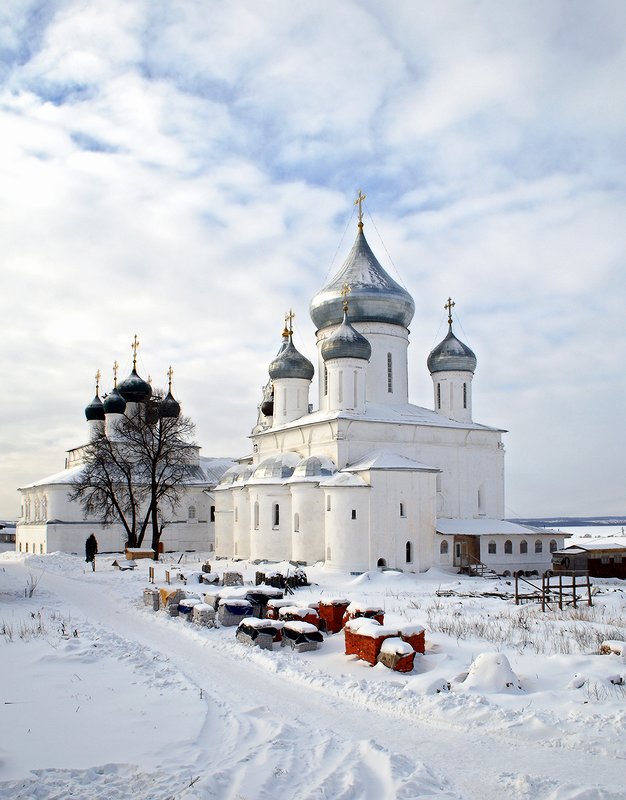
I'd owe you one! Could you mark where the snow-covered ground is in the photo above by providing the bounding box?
[1,547,625,800]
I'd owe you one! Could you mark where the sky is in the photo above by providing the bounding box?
[1,0,625,520]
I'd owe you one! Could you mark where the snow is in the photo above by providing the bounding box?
[1,551,625,799]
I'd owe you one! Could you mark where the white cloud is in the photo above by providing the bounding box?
[1,0,625,519]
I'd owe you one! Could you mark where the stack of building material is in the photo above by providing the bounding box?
[318,598,350,633]
[399,624,425,654]
[192,603,216,627]
[143,588,160,611]
[278,606,319,627]
[245,587,284,618]
[159,587,184,609]
[218,598,253,626]
[281,621,323,652]
[377,637,416,672]
[343,602,385,626]
[343,618,400,665]
[236,618,283,650]
[178,598,202,621]
[223,572,244,587]
[266,599,297,620]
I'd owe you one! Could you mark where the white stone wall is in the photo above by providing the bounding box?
[290,482,325,564]
[323,484,371,572]
[248,485,292,562]
[232,486,251,559]
[432,370,474,424]
[272,377,311,427]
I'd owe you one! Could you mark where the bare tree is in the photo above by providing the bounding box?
[70,395,196,555]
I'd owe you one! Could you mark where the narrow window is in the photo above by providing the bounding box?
[520,539,528,554]
[40,543,43,554]
[437,383,441,409]
[450,383,454,407]
[399,502,405,517]
[440,540,449,555]
[351,509,357,520]
[549,539,557,553]
[188,505,196,520]
[294,513,300,532]
[282,388,287,416]
[273,503,280,527]
[326,546,331,561]
[234,507,238,522]
[326,496,331,511]
[535,539,543,554]
[406,541,412,563]
[463,383,467,409]
[25,542,28,553]
[19,542,22,552]
[504,540,512,555]
[234,542,238,555]
[387,353,393,393]
[488,540,496,555]
[455,543,461,559]
[338,370,343,403]
[353,370,358,408]
[254,501,259,530]
[210,505,215,522]
[324,365,328,396]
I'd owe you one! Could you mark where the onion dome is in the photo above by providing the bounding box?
[269,338,314,381]
[159,391,180,418]
[321,309,371,362]
[103,387,127,415]
[118,368,152,403]
[85,394,105,421]
[427,301,477,374]
[310,225,415,331]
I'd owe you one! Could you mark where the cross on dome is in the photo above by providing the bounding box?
[112,360,119,387]
[131,334,140,368]
[95,369,101,393]
[340,282,351,313]
[445,297,455,327]
[167,365,174,392]
[354,190,366,229]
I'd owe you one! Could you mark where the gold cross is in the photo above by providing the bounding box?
[113,360,119,388]
[286,309,295,335]
[95,369,101,393]
[341,282,351,313]
[445,297,455,326]
[354,189,366,228]
[131,334,140,368]
[167,366,174,391]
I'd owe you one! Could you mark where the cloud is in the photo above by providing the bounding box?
[1,0,625,518]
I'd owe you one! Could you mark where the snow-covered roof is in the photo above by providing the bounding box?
[436,518,566,537]
[319,472,369,488]
[564,540,626,553]
[19,464,85,489]
[254,401,505,435]
[345,449,439,473]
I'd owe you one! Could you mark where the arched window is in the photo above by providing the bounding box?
[549,539,557,553]
[294,513,300,532]
[488,540,496,555]
[326,496,331,511]
[273,503,280,527]
[338,370,343,403]
[520,539,528,554]
[326,546,331,561]
[351,509,357,520]
[504,540,512,554]
[377,558,387,568]
[188,505,196,520]
[478,485,485,513]
[406,541,413,563]
[234,507,238,522]
[324,365,328,396]
[387,353,393,393]
[254,501,259,530]
[535,539,543,554]
[440,540,449,555]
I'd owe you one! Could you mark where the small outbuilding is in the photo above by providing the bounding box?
[552,541,626,579]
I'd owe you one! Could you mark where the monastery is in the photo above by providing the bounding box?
[17,197,566,573]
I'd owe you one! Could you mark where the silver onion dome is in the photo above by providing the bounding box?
[268,338,314,381]
[310,227,415,331]
[321,311,372,362]
[427,326,477,374]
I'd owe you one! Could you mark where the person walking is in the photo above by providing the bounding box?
[85,533,98,572]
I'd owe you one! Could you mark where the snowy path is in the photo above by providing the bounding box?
[8,563,622,800]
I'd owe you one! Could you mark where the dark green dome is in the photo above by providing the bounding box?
[118,368,152,403]
[103,387,127,415]
[159,391,181,418]
[85,394,105,421]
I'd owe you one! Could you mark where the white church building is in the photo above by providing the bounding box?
[214,206,566,575]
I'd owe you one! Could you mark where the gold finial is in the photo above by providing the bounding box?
[340,282,351,313]
[131,334,140,368]
[95,369,101,394]
[286,308,295,336]
[167,366,174,392]
[445,297,455,327]
[112,360,119,388]
[354,189,366,229]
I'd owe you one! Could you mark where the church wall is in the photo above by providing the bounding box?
[290,482,325,564]
[248,485,292,562]
[366,471,436,572]
[323,485,371,571]
[214,488,234,558]
[232,486,251,559]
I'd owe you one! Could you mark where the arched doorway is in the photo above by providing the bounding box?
[377,558,387,568]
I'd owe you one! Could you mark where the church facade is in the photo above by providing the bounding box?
[214,208,566,574]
